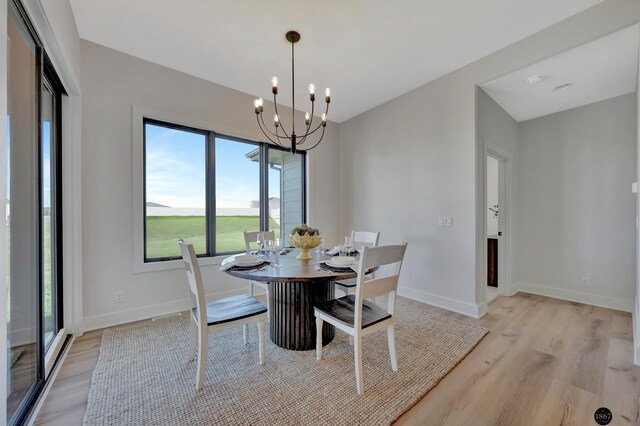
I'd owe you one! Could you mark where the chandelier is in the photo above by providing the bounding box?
[254,30,331,154]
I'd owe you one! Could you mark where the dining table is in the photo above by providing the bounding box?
[222,250,375,351]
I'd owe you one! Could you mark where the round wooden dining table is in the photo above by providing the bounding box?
[223,251,372,351]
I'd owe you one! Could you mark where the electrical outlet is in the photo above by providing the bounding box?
[114,291,124,304]
[438,217,453,227]
[581,277,591,287]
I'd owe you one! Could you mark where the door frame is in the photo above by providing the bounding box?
[484,145,513,299]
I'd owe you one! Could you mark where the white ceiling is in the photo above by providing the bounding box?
[69,0,606,123]
[482,25,639,122]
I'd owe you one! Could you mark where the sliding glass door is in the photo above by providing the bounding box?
[6,2,39,422]
[6,1,65,424]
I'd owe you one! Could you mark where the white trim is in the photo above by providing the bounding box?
[633,308,640,365]
[515,281,633,313]
[62,95,84,336]
[484,145,513,299]
[397,286,486,319]
[131,105,270,274]
[22,0,80,95]
[83,287,248,332]
[44,328,66,378]
[22,0,84,336]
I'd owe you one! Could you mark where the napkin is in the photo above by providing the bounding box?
[325,247,357,256]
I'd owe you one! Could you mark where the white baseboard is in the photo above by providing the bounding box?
[83,288,249,332]
[514,281,633,313]
[397,286,486,319]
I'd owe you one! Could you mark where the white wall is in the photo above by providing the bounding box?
[80,41,340,330]
[476,88,520,296]
[516,94,636,311]
[339,0,640,317]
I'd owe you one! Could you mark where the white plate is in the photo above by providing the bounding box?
[326,259,354,269]
[331,256,355,267]
[235,255,261,267]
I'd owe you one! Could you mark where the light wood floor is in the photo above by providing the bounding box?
[35,293,640,425]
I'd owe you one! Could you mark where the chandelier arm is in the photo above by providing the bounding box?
[299,101,329,143]
[256,116,281,145]
[275,125,288,148]
[259,111,292,140]
[272,93,290,139]
[302,126,326,151]
[305,101,330,136]
[297,101,315,145]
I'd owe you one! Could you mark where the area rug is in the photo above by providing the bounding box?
[83,300,488,425]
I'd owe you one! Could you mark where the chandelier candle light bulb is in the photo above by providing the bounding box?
[253,30,332,154]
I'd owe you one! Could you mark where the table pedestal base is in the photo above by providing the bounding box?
[268,279,335,351]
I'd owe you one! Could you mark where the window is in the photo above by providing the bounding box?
[143,118,306,262]
[6,1,66,424]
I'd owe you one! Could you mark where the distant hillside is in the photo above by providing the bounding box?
[146,202,171,208]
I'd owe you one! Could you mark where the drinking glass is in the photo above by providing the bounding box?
[272,238,282,267]
[338,245,347,256]
[256,232,264,255]
[344,236,353,254]
[266,238,275,262]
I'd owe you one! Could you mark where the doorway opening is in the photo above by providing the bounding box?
[485,149,510,302]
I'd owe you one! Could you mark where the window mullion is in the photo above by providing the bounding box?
[260,145,269,231]
[207,132,216,256]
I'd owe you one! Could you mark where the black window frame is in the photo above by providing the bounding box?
[142,117,306,262]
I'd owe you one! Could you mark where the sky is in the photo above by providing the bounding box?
[145,123,283,209]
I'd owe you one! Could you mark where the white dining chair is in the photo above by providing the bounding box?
[243,230,275,321]
[314,243,407,395]
[334,230,380,296]
[179,240,267,391]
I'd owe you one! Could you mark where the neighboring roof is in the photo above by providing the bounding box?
[146,202,171,208]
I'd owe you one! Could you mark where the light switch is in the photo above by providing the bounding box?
[438,217,453,227]
[633,182,638,194]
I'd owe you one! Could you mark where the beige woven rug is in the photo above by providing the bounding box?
[84,299,488,425]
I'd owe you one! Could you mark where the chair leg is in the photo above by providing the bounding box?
[257,321,265,365]
[188,316,197,362]
[250,281,255,296]
[243,324,248,345]
[195,327,208,391]
[315,317,324,360]
[387,324,398,372]
[354,334,364,395]
[265,286,270,323]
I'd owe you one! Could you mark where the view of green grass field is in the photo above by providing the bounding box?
[145,215,281,259]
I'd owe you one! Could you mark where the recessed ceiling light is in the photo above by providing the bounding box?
[553,83,573,91]
[526,74,544,85]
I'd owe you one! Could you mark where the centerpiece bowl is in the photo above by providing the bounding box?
[288,224,322,260]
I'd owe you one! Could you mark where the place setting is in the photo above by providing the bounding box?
[220,236,286,272]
